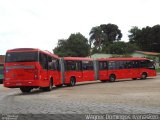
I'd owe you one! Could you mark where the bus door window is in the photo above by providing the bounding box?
[48,56,60,84]
[123,61,133,78]
[99,61,108,80]
[39,53,48,70]
[131,61,139,78]
[39,53,48,80]
[82,61,94,81]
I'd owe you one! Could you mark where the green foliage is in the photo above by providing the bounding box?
[156,68,160,73]
[53,33,89,57]
[100,24,122,42]
[128,25,160,52]
[89,23,122,53]
[107,41,139,55]
[89,26,104,52]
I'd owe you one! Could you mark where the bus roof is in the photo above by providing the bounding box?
[63,57,93,61]
[6,48,59,59]
[97,57,148,61]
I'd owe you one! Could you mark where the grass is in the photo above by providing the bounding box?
[156,68,160,73]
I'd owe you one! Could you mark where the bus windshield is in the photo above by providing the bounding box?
[5,52,38,63]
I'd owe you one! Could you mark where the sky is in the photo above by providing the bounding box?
[0,0,160,55]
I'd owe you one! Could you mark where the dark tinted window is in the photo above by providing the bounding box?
[99,61,108,70]
[132,61,139,68]
[124,61,133,69]
[108,61,116,70]
[140,60,148,68]
[108,60,135,70]
[65,61,82,71]
[39,53,48,69]
[82,61,93,70]
[117,61,125,69]
[48,57,59,70]
[140,60,155,69]
[5,52,38,62]
[65,61,76,71]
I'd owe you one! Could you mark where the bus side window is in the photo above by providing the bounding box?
[75,61,82,71]
[118,61,124,69]
[124,61,133,69]
[132,61,139,68]
[99,61,108,70]
[48,57,58,70]
[140,60,147,68]
[65,61,76,71]
[82,61,93,70]
[108,61,116,70]
[39,53,48,70]
[147,60,155,69]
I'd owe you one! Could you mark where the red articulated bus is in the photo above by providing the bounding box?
[3,48,157,93]
[97,57,157,82]
[3,48,62,93]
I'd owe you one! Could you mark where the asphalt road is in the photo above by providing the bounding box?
[0,75,160,115]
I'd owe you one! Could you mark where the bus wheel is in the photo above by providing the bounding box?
[42,79,53,91]
[69,77,76,87]
[47,78,53,91]
[109,75,116,82]
[20,87,32,93]
[132,78,137,80]
[141,73,147,80]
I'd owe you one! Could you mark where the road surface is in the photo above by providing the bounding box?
[0,76,160,115]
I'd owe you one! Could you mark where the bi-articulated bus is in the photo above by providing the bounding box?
[3,48,157,93]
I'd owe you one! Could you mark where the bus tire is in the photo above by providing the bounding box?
[42,78,53,91]
[141,72,147,80]
[109,74,116,82]
[69,77,76,87]
[20,87,32,93]
[47,78,53,91]
[132,78,137,80]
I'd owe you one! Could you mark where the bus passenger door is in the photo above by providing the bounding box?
[98,61,108,80]
[129,61,139,79]
[39,53,49,86]
[82,61,94,81]
[48,58,60,85]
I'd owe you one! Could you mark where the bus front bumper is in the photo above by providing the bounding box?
[3,80,40,88]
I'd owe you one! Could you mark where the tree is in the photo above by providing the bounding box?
[53,39,69,57]
[108,41,139,55]
[100,23,122,43]
[128,25,160,52]
[128,26,141,44]
[89,23,122,53]
[89,26,104,52]
[53,33,90,57]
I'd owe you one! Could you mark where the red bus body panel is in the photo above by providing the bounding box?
[98,57,156,81]
[63,57,95,84]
